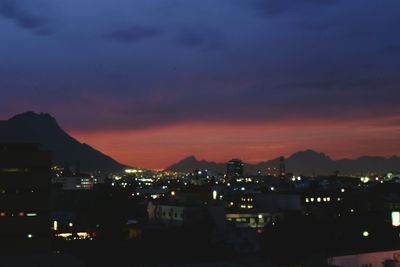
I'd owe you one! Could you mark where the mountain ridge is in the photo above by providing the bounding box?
[166,150,400,176]
[0,111,128,173]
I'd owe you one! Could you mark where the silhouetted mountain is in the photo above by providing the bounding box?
[166,149,400,176]
[0,111,127,173]
[167,156,226,173]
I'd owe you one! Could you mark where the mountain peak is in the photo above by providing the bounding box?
[0,111,126,173]
[182,155,198,162]
[289,149,330,160]
[8,111,57,125]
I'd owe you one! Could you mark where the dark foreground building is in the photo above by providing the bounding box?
[0,144,51,242]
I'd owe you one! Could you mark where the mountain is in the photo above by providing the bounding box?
[166,150,400,176]
[0,111,127,173]
[166,156,227,173]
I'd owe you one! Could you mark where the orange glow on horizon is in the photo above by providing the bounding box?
[70,118,400,170]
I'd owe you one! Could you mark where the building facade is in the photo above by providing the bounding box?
[0,144,51,240]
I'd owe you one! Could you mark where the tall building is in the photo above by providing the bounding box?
[279,156,286,178]
[0,144,51,241]
[227,159,244,180]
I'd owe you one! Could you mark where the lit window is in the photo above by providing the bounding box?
[392,211,400,227]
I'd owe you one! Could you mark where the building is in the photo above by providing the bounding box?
[227,159,244,180]
[226,212,282,229]
[147,201,226,232]
[52,175,95,190]
[279,156,286,178]
[147,202,202,226]
[0,144,51,240]
[328,249,400,267]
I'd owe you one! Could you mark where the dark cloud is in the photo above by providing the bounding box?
[176,28,224,50]
[1,0,400,133]
[0,0,53,35]
[104,26,163,43]
[244,0,339,16]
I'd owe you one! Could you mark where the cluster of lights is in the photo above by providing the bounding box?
[291,176,302,181]
[236,178,253,183]
[125,169,143,174]
[240,204,253,209]
[0,211,37,217]
[53,220,74,231]
[305,197,331,203]
[360,177,370,183]
[150,194,162,199]
[55,232,93,241]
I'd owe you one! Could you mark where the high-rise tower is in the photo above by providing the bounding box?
[279,156,286,178]
[227,159,244,181]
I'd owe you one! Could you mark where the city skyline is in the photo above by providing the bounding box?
[1,0,400,169]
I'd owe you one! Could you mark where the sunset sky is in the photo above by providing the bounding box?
[1,0,400,169]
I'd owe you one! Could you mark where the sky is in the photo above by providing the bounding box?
[0,0,400,169]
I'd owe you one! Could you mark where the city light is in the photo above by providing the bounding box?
[360,177,370,183]
[392,211,400,227]
[212,190,217,200]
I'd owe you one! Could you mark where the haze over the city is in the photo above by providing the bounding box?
[1,0,400,169]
